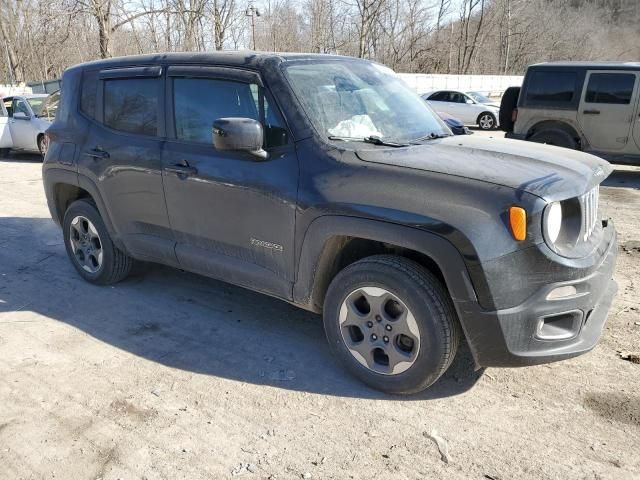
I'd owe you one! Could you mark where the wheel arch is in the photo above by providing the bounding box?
[44,168,124,250]
[293,216,479,315]
[526,120,583,148]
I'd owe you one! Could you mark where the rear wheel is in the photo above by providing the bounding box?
[529,128,578,150]
[323,255,460,394]
[63,199,133,285]
[477,112,497,130]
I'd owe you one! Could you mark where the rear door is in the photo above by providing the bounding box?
[0,101,12,149]
[78,66,176,263]
[162,66,297,299]
[578,70,639,151]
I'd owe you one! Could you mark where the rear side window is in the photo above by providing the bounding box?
[585,73,636,104]
[80,70,99,119]
[104,78,160,136]
[428,92,449,101]
[525,71,578,105]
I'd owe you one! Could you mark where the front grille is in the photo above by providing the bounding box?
[581,185,599,241]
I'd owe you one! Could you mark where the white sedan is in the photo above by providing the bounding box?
[0,92,59,157]
[422,90,500,130]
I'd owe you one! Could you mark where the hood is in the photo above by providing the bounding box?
[484,102,500,108]
[356,135,612,201]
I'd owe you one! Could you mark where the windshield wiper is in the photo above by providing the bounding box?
[421,132,451,140]
[327,135,409,148]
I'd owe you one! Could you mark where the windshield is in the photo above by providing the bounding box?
[26,97,46,116]
[284,61,449,143]
[467,91,492,104]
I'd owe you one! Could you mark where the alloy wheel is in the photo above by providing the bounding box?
[479,114,495,130]
[338,286,420,375]
[69,215,103,273]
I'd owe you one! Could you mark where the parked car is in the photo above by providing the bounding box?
[44,53,617,394]
[466,91,500,108]
[436,111,472,135]
[422,90,500,129]
[501,61,640,164]
[0,92,59,157]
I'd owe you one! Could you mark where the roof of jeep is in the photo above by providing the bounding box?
[530,61,640,71]
[68,51,362,73]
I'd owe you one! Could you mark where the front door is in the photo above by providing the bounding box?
[9,97,36,150]
[162,67,297,299]
[578,70,639,151]
[0,102,12,149]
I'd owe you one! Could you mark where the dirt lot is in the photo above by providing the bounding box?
[0,148,638,480]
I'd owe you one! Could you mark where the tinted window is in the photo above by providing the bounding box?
[81,70,99,119]
[173,78,287,147]
[526,71,577,104]
[104,78,159,136]
[585,73,636,104]
[450,92,467,103]
[428,91,449,101]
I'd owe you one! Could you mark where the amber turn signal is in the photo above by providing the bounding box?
[509,206,527,241]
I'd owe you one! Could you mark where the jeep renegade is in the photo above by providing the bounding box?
[43,53,618,394]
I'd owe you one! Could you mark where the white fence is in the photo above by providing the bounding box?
[398,73,523,96]
[0,84,33,97]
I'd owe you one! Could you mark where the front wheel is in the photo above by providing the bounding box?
[63,199,134,285]
[38,134,49,158]
[477,112,497,130]
[323,255,461,394]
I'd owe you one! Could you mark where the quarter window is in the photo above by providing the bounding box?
[81,70,99,119]
[585,73,636,104]
[173,77,287,147]
[525,71,577,105]
[104,78,160,136]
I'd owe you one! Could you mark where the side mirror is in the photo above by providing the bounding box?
[212,117,267,160]
[465,99,474,104]
[13,111,30,120]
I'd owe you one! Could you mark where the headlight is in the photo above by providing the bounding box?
[546,202,562,243]
[543,198,582,254]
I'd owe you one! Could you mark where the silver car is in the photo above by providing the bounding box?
[422,90,500,130]
[0,92,59,157]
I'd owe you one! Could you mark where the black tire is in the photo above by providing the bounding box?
[323,255,461,394]
[477,112,497,130]
[499,86,520,132]
[63,198,133,285]
[529,128,578,150]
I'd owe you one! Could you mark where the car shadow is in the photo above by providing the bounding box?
[0,216,483,401]
[602,167,640,189]
[0,151,43,163]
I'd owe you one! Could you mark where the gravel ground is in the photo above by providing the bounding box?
[0,148,638,480]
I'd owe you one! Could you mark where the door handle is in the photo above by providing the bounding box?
[583,109,600,115]
[165,162,198,176]
[84,148,110,159]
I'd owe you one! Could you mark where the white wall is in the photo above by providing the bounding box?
[0,84,33,97]
[398,73,523,96]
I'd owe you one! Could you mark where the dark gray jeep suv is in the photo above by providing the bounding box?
[43,52,618,394]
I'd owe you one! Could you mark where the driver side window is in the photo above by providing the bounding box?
[173,78,288,148]
[13,99,30,117]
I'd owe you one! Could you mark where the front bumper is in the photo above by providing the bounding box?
[458,223,618,367]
